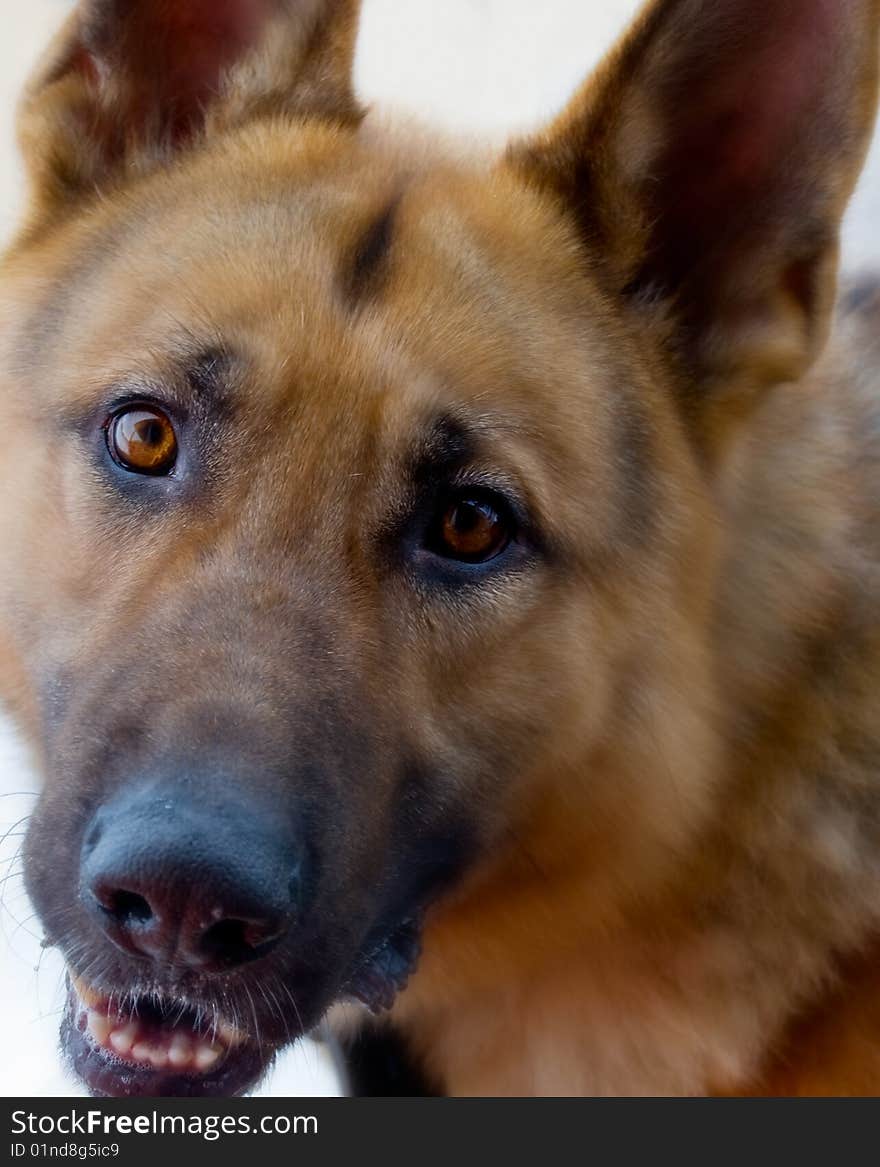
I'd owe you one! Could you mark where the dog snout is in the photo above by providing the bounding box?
[80,784,302,973]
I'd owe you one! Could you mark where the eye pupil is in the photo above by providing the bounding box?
[108,406,178,476]
[450,501,482,532]
[138,419,164,446]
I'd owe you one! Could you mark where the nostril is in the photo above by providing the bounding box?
[94,887,154,927]
[199,916,286,966]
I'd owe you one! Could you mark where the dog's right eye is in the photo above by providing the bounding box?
[106,405,178,476]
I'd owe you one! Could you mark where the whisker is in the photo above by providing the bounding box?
[0,815,32,856]
[244,983,263,1052]
[9,910,40,942]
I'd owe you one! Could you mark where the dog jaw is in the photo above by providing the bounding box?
[64,972,273,1098]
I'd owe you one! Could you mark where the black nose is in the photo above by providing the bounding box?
[81,786,301,972]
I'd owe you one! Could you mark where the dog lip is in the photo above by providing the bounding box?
[64,971,273,1097]
[343,916,423,1013]
[61,915,423,1095]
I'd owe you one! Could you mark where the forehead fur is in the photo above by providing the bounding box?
[0,111,700,588]
[7,115,616,408]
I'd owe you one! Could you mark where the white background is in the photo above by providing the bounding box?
[1,0,878,1097]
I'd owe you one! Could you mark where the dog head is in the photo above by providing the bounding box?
[1,0,877,1095]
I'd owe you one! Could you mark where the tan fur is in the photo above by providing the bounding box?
[2,0,879,1096]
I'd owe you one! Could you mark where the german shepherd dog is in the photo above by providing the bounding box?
[1,0,879,1097]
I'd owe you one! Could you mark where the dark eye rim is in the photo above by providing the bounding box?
[103,400,180,478]
[424,486,518,566]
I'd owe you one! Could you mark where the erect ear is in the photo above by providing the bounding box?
[509,0,880,439]
[19,0,362,216]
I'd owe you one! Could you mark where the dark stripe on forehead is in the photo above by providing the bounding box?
[342,194,401,308]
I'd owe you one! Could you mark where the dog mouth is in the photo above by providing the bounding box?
[64,973,273,1097]
[62,918,423,1096]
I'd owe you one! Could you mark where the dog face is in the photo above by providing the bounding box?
[1,0,877,1096]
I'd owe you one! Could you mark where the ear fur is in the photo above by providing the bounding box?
[19,0,362,216]
[509,0,880,434]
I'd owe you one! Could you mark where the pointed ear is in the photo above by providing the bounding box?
[19,0,362,216]
[509,0,880,433]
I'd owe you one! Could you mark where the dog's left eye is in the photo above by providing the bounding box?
[106,405,178,476]
[429,492,513,564]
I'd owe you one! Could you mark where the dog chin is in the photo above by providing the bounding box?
[62,919,423,1097]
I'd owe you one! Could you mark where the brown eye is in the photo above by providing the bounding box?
[433,494,512,563]
[107,406,178,476]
